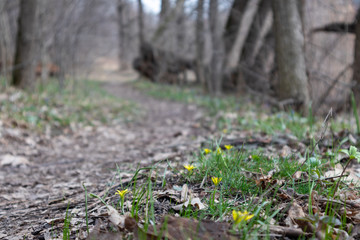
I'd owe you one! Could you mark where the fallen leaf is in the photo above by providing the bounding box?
[180,184,188,202]
[107,205,125,228]
[1,154,30,167]
[280,145,292,157]
[125,215,236,240]
[284,201,306,228]
[172,198,207,211]
[154,189,181,203]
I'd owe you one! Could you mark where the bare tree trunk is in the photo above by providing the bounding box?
[272,0,310,112]
[137,0,144,46]
[209,0,223,95]
[152,0,185,45]
[12,0,38,89]
[238,0,272,92]
[118,0,128,70]
[353,9,360,104]
[297,0,305,28]
[37,0,51,84]
[195,0,205,86]
[158,0,171,50]
[241,0,272,65]
[224,0,260,71]
[175,0,186,57]
[0,1,12,82]
[223,0,248,56]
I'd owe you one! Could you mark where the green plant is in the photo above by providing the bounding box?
[333,146,360,194]
[115,189,129,214]
[82,183,90,235]
[351,92,360,134]
[63,203,72,240]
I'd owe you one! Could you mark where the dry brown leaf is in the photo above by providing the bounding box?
[154,189,181,203]
[284,201,306,228]
[180,184,188,202]
[280,145,292,158]
[293,171,308,181]
[125,215,236,240]
[172,198,207,211]
[324,163,360,183]
[152,152,179,162]
[268,225,306,238]
[1,154,30,167]
[107,205,125,228]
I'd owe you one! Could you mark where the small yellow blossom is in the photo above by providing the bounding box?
[115,189,129,199]
[223,129,228,134]
[232,210,254,225]
[184,165,196,172]
[204,148,212,154]
[211,177,222,186]
[225,145,233,150]
[216,148,222,155]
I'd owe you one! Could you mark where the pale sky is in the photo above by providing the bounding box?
[142,0,161,14]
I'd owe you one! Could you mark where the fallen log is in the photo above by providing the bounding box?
[132,42,194,84]
[311,22,355,34]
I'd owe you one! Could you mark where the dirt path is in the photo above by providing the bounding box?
[0,80,207,239]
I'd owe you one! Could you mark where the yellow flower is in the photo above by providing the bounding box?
[184,165,196,172]
[232,210,254,225]
[217,148,222,155]
[204,148,212,154]
[223,129,228,134]
[225,145,233,150]
[115,189,129,199]
[211,177,222,186]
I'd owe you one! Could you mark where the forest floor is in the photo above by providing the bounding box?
[0,74,210,239]
[1,68,360,239]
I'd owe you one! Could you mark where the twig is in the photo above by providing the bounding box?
[332,158,353,196]
[290,108,332,179]
[294,174,349,185]
[314,64,352,113]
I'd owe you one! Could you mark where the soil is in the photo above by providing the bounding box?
[0,80,208,240]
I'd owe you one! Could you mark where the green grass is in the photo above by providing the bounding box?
[87,138,356,238]
[23,78,352,238]
[63,203,72,240]
[132,80,353,140]
[0,78,139,133]
[132,80,242,116]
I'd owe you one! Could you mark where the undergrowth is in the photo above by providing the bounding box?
[5,78,356,238]
[132,79,354,140]
[0,78,139,133]
[84,138,359,239]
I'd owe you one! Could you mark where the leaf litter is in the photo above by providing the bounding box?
[0,81,360,239]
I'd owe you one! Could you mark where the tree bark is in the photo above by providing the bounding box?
[118,0,128,70]
[137,0,144,46]
[0,1,12,81]
[236,0,272,93]
[152,0,185,45]
[158,0,171,50]
[209,0,223,95]
[223,0,248,56]
[175,0,186,57]
[241,0,272,65]
[353,8,360,104]
[272,0,310,111]
[12,0,38,89]
[160,0,170,21]
[195,0,205,86]
[224,0,260,71]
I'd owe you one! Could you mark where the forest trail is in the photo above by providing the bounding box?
[0,75,208,239]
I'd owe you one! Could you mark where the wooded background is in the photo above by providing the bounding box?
[1,0,359,115]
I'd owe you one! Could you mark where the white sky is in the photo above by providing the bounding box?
[142,0,161,14]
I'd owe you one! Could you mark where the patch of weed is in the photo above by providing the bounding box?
[0,79,139,133]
